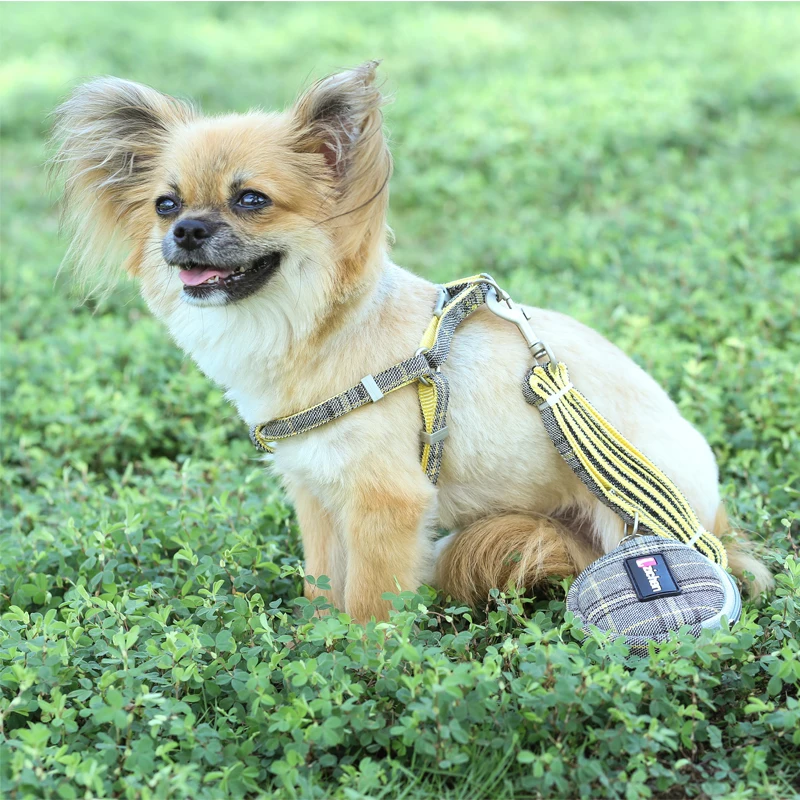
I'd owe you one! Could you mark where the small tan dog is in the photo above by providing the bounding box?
[53,62,771,621]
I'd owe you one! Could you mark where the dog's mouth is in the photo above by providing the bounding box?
[176,251,281,305]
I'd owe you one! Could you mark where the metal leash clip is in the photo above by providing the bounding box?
[483,277,555,365]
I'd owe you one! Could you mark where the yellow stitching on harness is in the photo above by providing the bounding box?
[419,316,438,351]
[418,380,437,472]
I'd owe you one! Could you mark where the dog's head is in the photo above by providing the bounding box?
[51,63,391,313]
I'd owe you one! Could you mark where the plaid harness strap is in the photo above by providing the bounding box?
[250,275,489,484]
[250,273,728,567]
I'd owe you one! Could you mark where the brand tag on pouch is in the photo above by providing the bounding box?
[623,553,681,601]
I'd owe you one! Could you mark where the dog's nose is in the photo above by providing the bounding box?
[173,218,214,251]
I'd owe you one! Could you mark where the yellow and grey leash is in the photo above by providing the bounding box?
[250,274,727,567]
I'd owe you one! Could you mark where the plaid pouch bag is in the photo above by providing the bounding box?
[566,535,741,653]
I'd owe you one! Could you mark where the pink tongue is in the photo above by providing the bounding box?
[179,268,232,287]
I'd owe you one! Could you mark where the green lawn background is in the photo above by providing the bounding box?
[2,3,799,799]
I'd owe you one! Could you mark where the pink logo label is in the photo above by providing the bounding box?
[636,557,657,568]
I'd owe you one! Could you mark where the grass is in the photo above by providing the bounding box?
[1,3,800,798]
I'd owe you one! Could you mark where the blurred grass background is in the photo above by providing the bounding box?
[2,3,800,799]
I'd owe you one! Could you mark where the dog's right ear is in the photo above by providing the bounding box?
[50,78,195,288]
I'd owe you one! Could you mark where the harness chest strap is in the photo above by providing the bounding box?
[251,276,488,483]
[250,274,727,567]
[250,350,432,449]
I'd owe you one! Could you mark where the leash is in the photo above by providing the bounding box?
[250,274,727,567]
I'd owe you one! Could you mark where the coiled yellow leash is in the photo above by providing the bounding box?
[251,274,727,567]
[524,361,726,567]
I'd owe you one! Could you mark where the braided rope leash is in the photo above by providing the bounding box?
[250,273,727,567]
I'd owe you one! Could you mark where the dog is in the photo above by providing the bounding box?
[52,62,772,622]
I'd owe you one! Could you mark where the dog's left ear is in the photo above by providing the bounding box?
[291,61,387,177]
[290,62,392,267]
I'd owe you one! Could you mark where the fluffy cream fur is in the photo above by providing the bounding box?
[52,63,773,621]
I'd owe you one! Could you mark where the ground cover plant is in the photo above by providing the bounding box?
[2,3,800,798]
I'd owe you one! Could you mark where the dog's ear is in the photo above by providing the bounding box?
[50,78,195,289]
[291,61,387,179]
[291,62,392,268]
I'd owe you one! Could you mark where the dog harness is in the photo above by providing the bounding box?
[251,273,727,568]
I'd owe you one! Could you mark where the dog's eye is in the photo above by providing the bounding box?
[155,195,181,215]
[234,191,272,210]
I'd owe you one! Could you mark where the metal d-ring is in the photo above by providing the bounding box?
[415,347,440,387]
[622,509,641,542]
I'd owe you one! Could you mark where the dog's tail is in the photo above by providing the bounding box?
[714,504,773,596]
[433,513,597,605]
